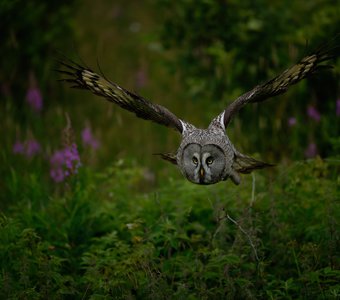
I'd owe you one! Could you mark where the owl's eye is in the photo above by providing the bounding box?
[192,156,199,165]
[206,157,214,165]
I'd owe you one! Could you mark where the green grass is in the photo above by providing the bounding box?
[1,158,339,299]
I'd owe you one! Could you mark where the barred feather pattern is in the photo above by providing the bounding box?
[58,61,184,133]
[223,39,339,127]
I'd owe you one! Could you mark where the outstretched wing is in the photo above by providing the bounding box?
[58,60,184,133]
[223,38,339,127]
[232,152,274,174]
[153,152,178,165]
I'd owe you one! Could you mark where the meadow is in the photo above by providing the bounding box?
[1,0,339,299]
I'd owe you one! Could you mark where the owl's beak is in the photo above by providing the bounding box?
[199,167,205,179]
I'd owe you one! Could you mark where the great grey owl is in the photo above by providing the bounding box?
[59,41,338,185]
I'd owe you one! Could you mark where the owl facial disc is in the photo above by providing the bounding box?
[180,143,226,185]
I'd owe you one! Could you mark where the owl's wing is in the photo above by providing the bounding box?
[222,39,339,127]
[232,153,274,174]
[58,60,184,133]
[153,152,178,165]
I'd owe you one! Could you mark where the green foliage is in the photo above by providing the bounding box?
[158,0,339,95]
[1,159,339,298]
[0,216,76,299]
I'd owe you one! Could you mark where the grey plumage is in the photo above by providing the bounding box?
[59,39,339,185]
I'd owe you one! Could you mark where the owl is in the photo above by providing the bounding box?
[59,41,338,185]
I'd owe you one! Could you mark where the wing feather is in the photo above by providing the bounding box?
[58,59,184,133]
[232,153,274,174]
[223,37,339,127]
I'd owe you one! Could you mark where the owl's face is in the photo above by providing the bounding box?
[180,143,227,185]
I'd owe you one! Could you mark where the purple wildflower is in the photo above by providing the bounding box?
[50,168,65,183]
[336,99,340,117]
[307,106,321,122]
[25,139,41,157]
[13,141,25,154]
[288,117,297,127]
[13,138,41,158]
[50,150,65,165]
[50,143,81,183]
[81,127,100,150]
[64,143,81,171]
[304,142,318,158]
[26,87,43,112]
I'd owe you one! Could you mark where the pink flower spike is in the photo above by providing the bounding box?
[307,106,321,122]
[336,99,340,117]
[50,150,65,166]
[288,117,297,127]
[49,143,81,183]
[26,87,43,112]
[25,139,41,158]
[82,127,100,150]
[304,143,318,158]
[50,168,65,183]
[13,141,25,154]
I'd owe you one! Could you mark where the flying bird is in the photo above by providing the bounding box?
[58,39,339,185]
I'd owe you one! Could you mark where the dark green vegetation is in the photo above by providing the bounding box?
[1,160,340,299]
[1,0,339,299]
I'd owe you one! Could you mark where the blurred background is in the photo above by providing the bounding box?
[1,0,339,194]
[1,2,340,298]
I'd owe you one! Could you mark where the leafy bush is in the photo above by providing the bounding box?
[1,158,339,299]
